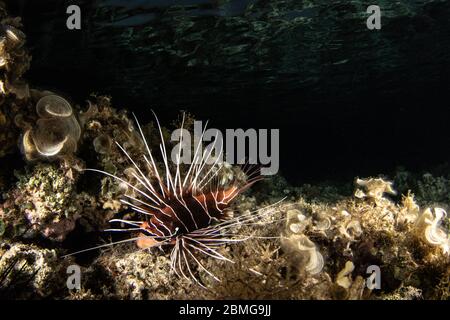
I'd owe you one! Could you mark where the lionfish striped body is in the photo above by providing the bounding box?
[73,112,276,287]
[136,186,239,246]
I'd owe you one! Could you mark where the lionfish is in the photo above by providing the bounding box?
[69,112,282,287]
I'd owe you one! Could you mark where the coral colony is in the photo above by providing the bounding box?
[0,3,449,299]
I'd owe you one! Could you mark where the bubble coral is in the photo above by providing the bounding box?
[286,209,310,234]
[354,177,396,205]
[0,10,30,83]
[335,261,354,289]
[415,207,450,255]
[313,211,332,233]
[93,133,113,154]
[339,219,363,241]
[0,5,31,157]
[21,94,81,161]
[282,234,324,275]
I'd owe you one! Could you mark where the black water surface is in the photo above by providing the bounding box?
[5,0,450,184]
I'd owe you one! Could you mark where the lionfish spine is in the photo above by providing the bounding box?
[68,111,281,287]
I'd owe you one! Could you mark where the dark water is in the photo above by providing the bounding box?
[5,0,450,184]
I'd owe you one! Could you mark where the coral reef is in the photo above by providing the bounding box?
[414,207,449,255]
[65,177,448,300]
[1,87,448,299]
[2,99,449,299]
[20,93,81,161]
[0,3,31,158]
[0,163,82,241]
[0,242,71,299]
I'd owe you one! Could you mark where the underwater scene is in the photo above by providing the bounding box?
[0,0,449,302]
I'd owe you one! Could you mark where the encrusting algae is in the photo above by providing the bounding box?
[0,2,448,300]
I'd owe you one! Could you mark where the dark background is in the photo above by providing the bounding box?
[5,0,450,184]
